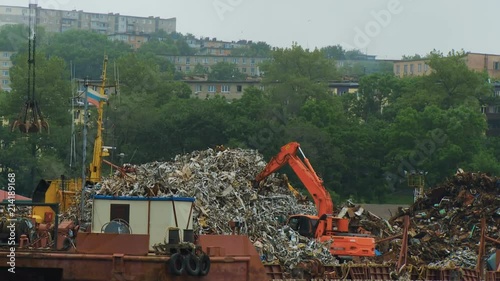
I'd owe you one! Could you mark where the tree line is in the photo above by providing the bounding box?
[0,26,498,205]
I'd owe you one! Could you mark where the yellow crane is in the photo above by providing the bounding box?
[31,56,111,224]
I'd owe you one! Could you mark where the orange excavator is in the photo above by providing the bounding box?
[254,142,375,258]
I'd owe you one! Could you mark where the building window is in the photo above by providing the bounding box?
[110,204,130,224]
[403,65,408,74]
[259,85,265,91]
[424,64,429,71]
[185,66,190,71]
[221,85,230,92]
[241,67,247,73]
[250,58,255,65]
[396,65,400,74]
[219,49,223,55]
[203,58,208,64]
[213,58,218,63]
[494,62,500,70]
[242,58,246,64]
[2,80,9,85]
[410,64,414,74]
[186,57,190,65]
[177,66,182,71]
[236,85,242,92]
[232,58,238,64]
[208,85,216,92]
[495,90,500,97]
[2,62,8,67]
[195,85,202,92]
[250,68,255,74]
[223,58,228,62]
[3,52,10,58]
[2,71,9,76]
[418,63,422,72]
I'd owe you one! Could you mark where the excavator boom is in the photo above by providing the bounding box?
[255,142,333,217]
[255,142,375,257]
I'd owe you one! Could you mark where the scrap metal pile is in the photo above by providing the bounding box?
[372,172,500,268]
[75,147,337,268]
[69,146,499,271]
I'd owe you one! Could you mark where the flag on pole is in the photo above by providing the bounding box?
[86,87,108,108]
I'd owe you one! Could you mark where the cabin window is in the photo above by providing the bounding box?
[110,204,130,223]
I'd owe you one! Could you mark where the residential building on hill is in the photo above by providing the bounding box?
[167,55,269,77]
[183,76,360,100]
[0,4,176,38]
[393,52,500,80]
[185,78,263,100]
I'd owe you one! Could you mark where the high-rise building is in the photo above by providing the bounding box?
[0,5,176,37]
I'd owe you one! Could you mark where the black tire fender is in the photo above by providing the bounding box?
[184,253,201,276]
[198,254,211,276]
[168,253,185,276]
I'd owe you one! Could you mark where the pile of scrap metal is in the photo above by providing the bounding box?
[364,171,500,270]
[66,147,499,278]
[70,147,337,270]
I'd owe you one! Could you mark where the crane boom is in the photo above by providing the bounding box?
[255,142,333,218]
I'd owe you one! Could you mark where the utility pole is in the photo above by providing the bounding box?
[80,78,89,218]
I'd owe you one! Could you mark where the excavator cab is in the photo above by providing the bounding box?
[287,215,318,238]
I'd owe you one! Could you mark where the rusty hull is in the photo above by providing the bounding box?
[0,234,269,281]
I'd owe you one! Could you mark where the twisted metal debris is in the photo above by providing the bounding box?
[72,147,338,268]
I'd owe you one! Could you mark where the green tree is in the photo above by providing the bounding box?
[0,51,73,195]
[208,62,246,81]
[43,30,132,79]
[230,41,272,57]
[320,45,345,60]
[424,50,490,109]
[260,44,339,117]
[383,105,487,189]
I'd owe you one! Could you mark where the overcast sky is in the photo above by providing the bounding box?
[3,0,499,59]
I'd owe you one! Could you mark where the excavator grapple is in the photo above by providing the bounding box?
[12,100,49,133]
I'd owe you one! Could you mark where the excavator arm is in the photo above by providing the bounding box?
[254,142,334,219]
[255,142,375,257]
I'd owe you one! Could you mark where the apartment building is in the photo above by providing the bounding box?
[184,77,360,100]
[108,33,150,50]
[0,5,176,36]
[0,51,14,92]
[167,55,269,77]
[393,52,500,79]
[186,79,263,100]
[393,59,431,77]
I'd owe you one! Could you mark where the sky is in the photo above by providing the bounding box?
[3,0,500,59]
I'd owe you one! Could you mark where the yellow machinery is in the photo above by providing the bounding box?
[407,171,425,203]
[32,57,110,223]
[282,175,308,203]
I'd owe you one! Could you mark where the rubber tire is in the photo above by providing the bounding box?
[168,253,185,276]
[184,253,201,276]
[61,237,72,251]
[198,254,211,276]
